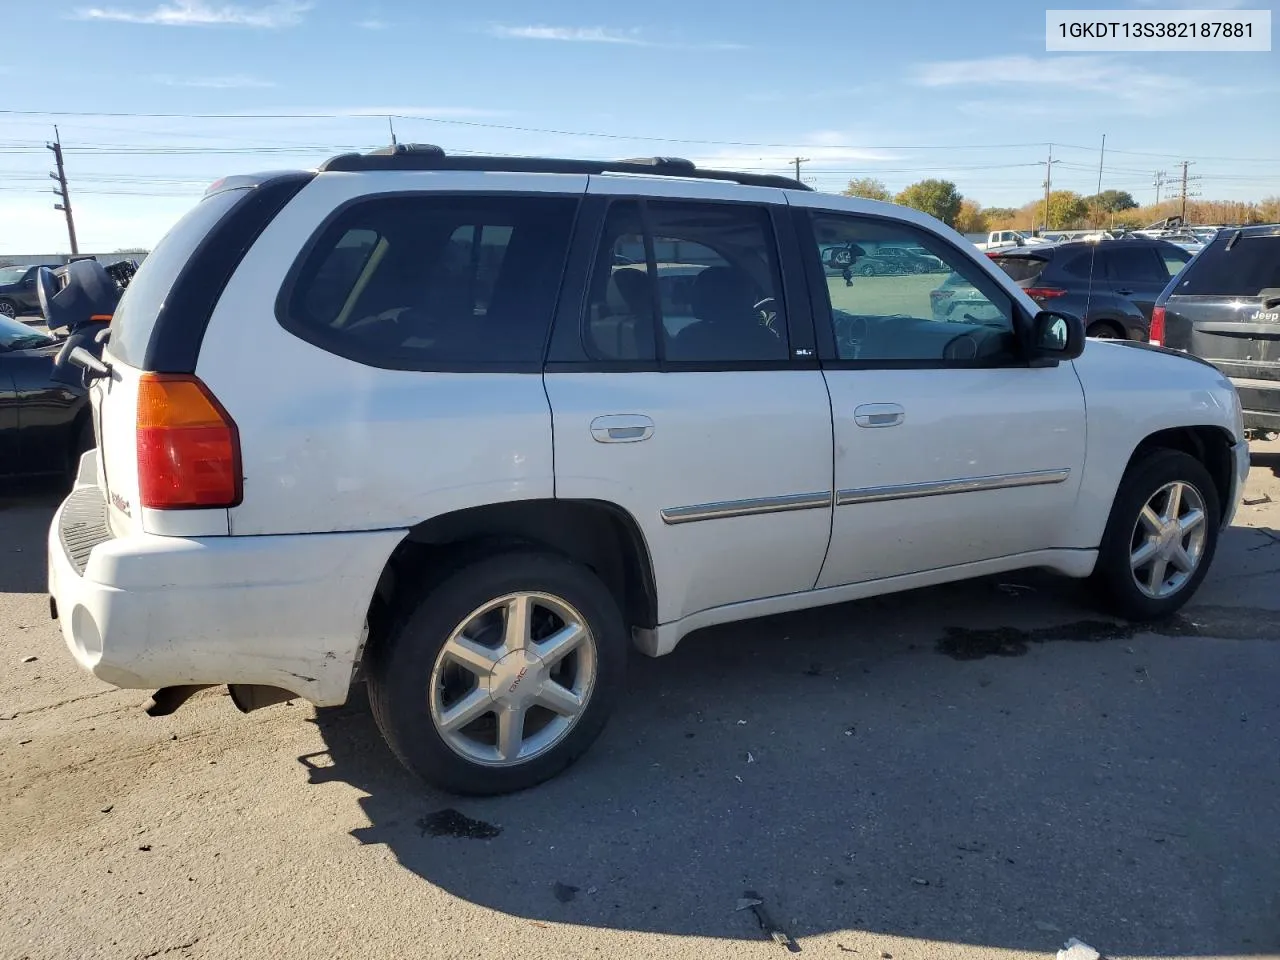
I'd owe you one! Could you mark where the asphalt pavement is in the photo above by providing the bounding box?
[1,445,1278,960]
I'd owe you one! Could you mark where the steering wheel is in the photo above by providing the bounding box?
[753,297,780,335]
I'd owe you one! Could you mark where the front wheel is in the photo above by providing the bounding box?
[367,551,628,795]
[1091,449,1220,620]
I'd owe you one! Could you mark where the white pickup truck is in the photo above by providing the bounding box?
[975,230,1051,252]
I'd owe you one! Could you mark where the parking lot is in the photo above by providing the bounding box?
[2,446,1278,960]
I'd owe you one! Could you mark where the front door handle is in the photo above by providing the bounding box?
[1115,288,1134,296]
[853,403,904,428]
[590,414,655,443]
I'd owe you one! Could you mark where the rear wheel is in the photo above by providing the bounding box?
[367,551,628,795]
[1091,449,1220,620]
[0,299,17,319]
[1086,320,1123,339]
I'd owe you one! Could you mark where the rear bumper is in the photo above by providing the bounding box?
[1228,376,1280,431]
[47,472,405,706]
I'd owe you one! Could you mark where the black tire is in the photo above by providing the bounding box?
[1086,320,1124,340]
[367,551,628,795]
[1091,449,1220,621]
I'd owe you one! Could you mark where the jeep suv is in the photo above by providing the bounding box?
[48,146,1250,795]
[1153,224,1280,438]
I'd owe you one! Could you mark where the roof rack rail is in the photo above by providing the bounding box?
[319,144,812,191]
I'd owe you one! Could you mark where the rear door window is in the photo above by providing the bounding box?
[282,194,579,369]
[1103,246,1167,284]
[1174,234,1280,297]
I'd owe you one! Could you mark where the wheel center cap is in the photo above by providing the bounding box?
[488,650,545,707]
[1156,522,1180,554]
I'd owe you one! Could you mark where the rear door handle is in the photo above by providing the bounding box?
[854,403,904,428]
[1115,288,1135,296]
[590,414,654,443]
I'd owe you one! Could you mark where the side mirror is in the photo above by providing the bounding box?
[1024,310,1084,364]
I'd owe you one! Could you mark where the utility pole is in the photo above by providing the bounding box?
[47,126,79,256]
[793,157,808,182]
[1093,133,1106,228]
[1040,143,1059,231]
[1153,170,1166,206]
[387,115,398,147]
[1178,160,1199,221]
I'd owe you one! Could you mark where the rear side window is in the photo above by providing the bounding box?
[991,256,1048,283]
[1104,246,1167,283]
[108,188,245,367]
[1175,234,1280,297]
[282,194,578,369]
[1058,251,1100,280]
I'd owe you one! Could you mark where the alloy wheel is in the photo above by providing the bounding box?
[1128,480,1208,599]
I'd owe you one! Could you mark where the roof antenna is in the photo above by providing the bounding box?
[388,115,398,147]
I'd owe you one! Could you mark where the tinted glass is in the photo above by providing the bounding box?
[0,313,54,349]
[1174,234,1280,297]
[1058,251,1099,280]
[584,200,789,363]
[284,194,578,366]
[583,201,657,361]
[108,188,245,367]
[1104,246,1167,283]
[991,256,1048,283]
[808,213,1015,363]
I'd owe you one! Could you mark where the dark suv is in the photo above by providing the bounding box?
[0,263,60,319]
[989,238,1192,340]
[1154,224,1280,437]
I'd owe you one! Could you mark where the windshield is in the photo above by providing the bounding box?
[0,314,54,350]
[0,266,29,285]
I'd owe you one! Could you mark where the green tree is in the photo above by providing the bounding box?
[893,179,963,226]
[1045,190,1088,229]
[841,177,892,201]
[1085,189,1138,213]
[982,207,1018,221]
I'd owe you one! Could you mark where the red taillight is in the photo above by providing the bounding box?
[1024,287,1067,300]
[136,374,241,509]
[1150,305,1165,346]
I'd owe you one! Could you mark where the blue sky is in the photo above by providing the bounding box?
[1,0,1277,253]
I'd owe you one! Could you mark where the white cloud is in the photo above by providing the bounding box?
[71,0,311,27]
[153,73,275,88]
[486,23,745,50]
[912,54,1232,115]
[356,18,387,30]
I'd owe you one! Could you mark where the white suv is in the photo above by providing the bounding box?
[48,146,1250,795]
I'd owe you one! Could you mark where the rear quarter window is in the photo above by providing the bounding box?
[280,193,579,370]
[1174,234,1280,297]
[107,188,246,367]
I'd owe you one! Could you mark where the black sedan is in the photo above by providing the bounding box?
[0,314,95,483]
[0,264,60,319]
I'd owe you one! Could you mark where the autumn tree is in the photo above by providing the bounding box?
[894,179,963,226]
[1045,191,1088,229]
[841,177,892,201]
[953,199,988,234]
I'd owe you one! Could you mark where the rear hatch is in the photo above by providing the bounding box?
[1160,229,1280,383]
[90,175,310,537]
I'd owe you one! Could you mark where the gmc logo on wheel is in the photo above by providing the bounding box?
[507,667,528,694]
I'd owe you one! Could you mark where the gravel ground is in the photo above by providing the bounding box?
[2,443,1278,960]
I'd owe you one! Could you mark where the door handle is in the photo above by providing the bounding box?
[853,403,904,428]
[1115,288,1134,296]
[590,414,654,443]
